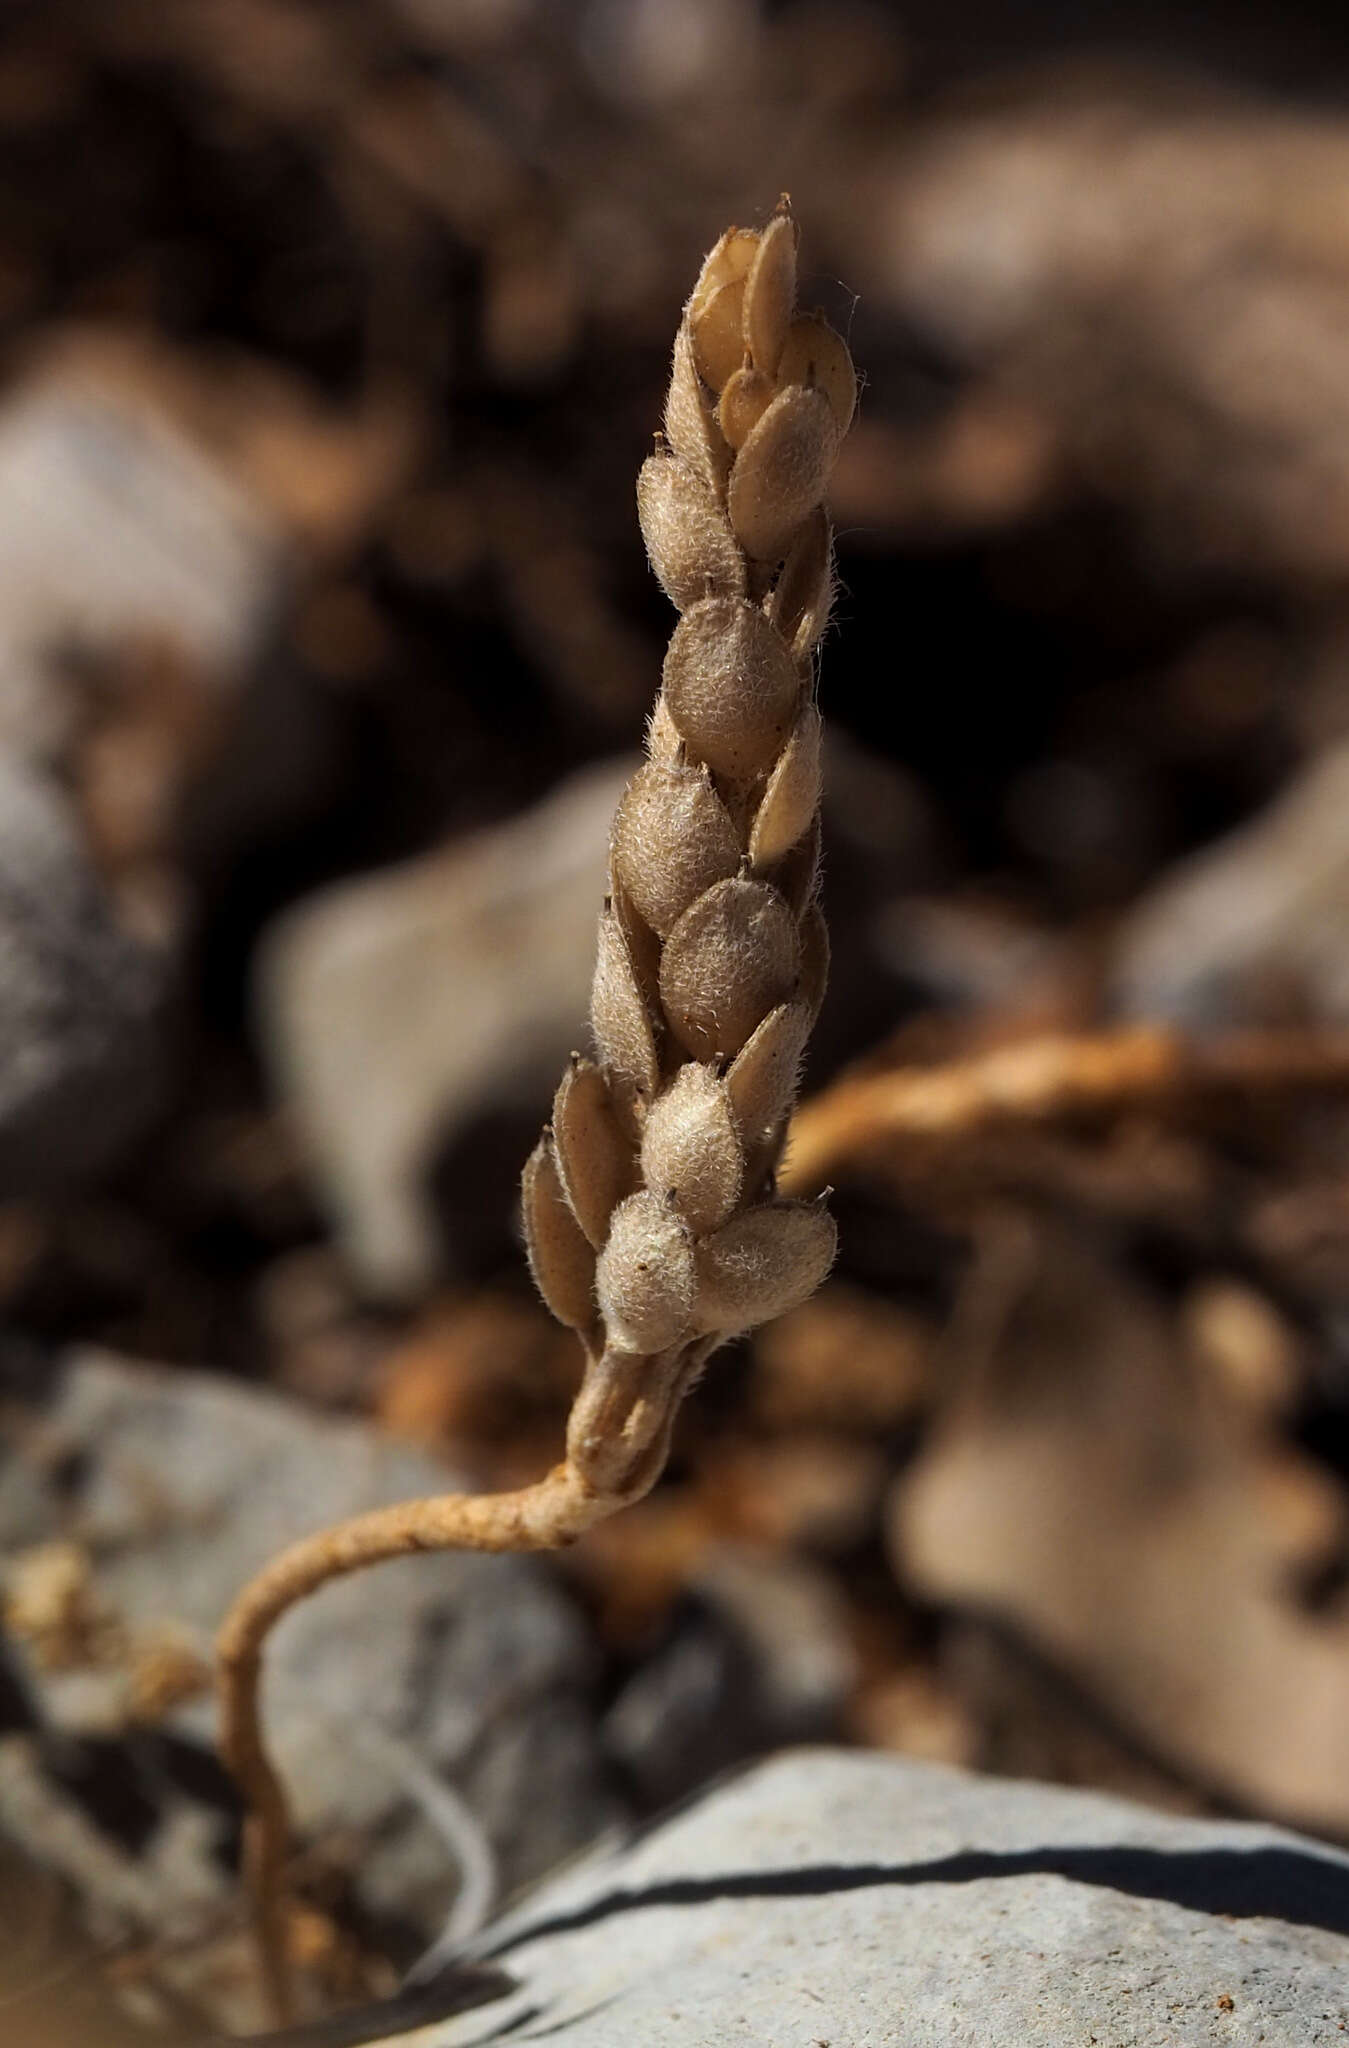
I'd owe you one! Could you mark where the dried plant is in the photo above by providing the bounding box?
[216,202,855,2023]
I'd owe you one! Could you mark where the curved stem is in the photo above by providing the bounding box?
[216,1462,609,2025]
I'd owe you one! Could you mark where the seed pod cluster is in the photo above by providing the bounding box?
[522,206,854,1488]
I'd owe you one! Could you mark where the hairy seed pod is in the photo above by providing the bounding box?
[522,1135,597,1331]
[750,703,822,870]
[553,1058,636,1249]
[663,597,801,781]
[611,758,741,939]
[729,386,838,565]
[592,904,660,1097]
[718,361,776,451]
[798,898,830,1023]
[665,321,730,488]
[775,812,822,918]
[776,312,857,435]
[693,1198,837,1336]
[768,504,833,661]
[744,213,798,378]
[638,455,746,613]
[659,876,799,1061]
[641,1062,742,1236]
[595,1190,696,1352]
[688,227,758,392]
[726,999,812,1144]
[646,693,681,762]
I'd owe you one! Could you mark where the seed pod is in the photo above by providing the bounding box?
[693,1198,837,1336]
[776,312,857,435]
[553,1057,636,1249]
[718,361,776,451]
[659,876,799,1060]
[798,898,830,1024]
[663,596,800,781]
[592,904,660,1098]
[611,758,741,939]
[646,692,681,762]
[522,1135,597,1331]
[726,999,812,1143]
[728,386,838,565]
[595,1190,696,1353]
[775,811,821,918]
[768,504,833,661]
[665,321,730,488]
[744,212,798,378]
[749,703,822,870]
[641,1063,742,1237]
[638,456,745,613]
[688,227,758,392]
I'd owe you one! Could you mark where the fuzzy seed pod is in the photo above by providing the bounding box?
[552,1058,636,1249]
[729,386,839,565]
[688,228,757,392]
[750,704,822,870]
[663,597,801,781]
[693,1199,837,1336]
[726,999,812,1145]
[744,212,798,378]
[777,312,857,435]
[774,812,822,918]
[611,759,741,939]
[638,455,746,613]
[664,322,730,489]
[595,1190,696,1353]
[659,876,799,1061]
[718,361,776,451]
[591,904,660,1099]
[640,1062,742,1236]
[768,505,834,662]
[522,1135,597,1331]
[798,899,830,1024]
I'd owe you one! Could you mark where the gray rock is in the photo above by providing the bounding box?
[0,759,162,1189]
[1113,741,1349,1027]
[255,758,633,1298]
[395,1749,1349,2046]
[0,1351,619,1939]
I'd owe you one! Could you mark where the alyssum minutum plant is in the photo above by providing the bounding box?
[218,203,857,2022]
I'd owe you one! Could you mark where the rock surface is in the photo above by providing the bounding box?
[1112,741,1349,1027]
[391,1748,1349,2047]
[0,758,163,1189]
[255,757,633,1298]
[0,1352,619,1947]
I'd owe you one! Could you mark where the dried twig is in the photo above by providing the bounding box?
[216,204,855,2024]
[780,1024,1349,1195]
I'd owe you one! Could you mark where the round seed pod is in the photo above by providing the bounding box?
[591,905,660,1098]
[665,321,730,488]
[776,312,857,435]
[659,876,799,1061]
[611,759,741,939]
[663,597,801,781]
[744,213,798,378]
[725,999,812,1144]
[728,386,838,566]
[693,1198,837,1336]
[595,1190,696,1353]
[768,504,833,661]
[718,362,776,451]
[638,456,745,613]
[522,1135,597,1332]
[749,703,822,870]
[552,1057,636,1249]
[641,1063,742,1237]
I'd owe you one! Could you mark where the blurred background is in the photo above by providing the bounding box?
[5,0,1349,2036]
